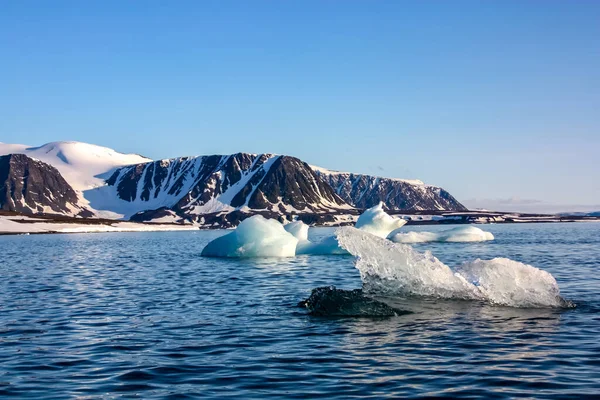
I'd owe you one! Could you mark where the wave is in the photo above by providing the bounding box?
[389,225,494,243]
[336,227,572,308]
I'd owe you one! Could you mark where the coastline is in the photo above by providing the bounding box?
[1,210,598,236]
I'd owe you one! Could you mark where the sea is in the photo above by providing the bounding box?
[1,222,599,399]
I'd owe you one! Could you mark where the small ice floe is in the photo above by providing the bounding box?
[389,225,494,243]
[284,221,348,255]
[354,202,407,238]
[200,215,298,257]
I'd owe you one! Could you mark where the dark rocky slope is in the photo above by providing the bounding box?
[103,153,349,222]
[315,170,467,211]
[0,154,92,217]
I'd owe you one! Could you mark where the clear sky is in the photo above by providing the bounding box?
[1,1,599,212]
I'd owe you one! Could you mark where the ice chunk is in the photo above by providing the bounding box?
[389,225,494,243]
[296,235,349,255]
[336,227,570,308]
[355,202,407,238]
[455,258,564,308]
[284,220,309,241]
[201,215,298,257]
[285,221,349,255]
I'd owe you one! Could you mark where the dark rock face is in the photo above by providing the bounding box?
[0,154,91,217]
[106,153,349,222]
[316,171,467,211]
[298,286,411,317]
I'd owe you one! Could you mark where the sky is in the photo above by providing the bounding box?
[1,1,599,212]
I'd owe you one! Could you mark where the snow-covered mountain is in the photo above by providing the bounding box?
[313,167,467,211]
[0,154,92,216]
[91,153,350,221]
[0,141,151,191]
[0,140,467,224]
[0,141,151,218]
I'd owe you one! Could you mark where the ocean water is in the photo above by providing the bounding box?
[0,222,599,399]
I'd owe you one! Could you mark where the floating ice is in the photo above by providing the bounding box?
[355,202,407,238]
[336,227,570,308]
[296,235,349,255]
[285,220,348,255]
[389,225,494,243]
[283,221,309,241]
[201,215,298,258]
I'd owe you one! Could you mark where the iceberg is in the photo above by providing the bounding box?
[336,227,571,308]
[355,202,407,238]
[296,235,349,256]
[201,215,298,258]
[285,220,348,255]
[200,206,489,258]
[389,225,494,243]
[283,220,309,241]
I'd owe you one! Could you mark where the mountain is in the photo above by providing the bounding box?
[91,153,350,222]
[313,167,467,211]
[0,141,467,225]
[0,154,92,217]
[0,141,151,191]
[0,141,152,218]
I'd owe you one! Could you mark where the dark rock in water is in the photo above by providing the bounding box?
[298,286,411,317]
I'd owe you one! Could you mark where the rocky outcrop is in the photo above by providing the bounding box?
[0,154,92,217]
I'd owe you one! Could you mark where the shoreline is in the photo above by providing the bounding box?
[1,213,598,236]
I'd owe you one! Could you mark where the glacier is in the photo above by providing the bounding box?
[389,225,494,243]
[336,227,571,308]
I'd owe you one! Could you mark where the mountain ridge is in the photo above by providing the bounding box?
[0,141,467,224]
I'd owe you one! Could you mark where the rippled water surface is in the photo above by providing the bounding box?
[1,223,599,398]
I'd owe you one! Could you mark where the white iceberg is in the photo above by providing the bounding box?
[285,220,348,255]
[389,225,494,243]
[336,227,569,308]
[283,220,309,241]
[201,215,298,258]
[354,202,407,238]
[296,235,349,255]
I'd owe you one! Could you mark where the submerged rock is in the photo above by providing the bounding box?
[298,286,411,317]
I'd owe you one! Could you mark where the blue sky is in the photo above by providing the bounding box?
[1,1,599,211]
